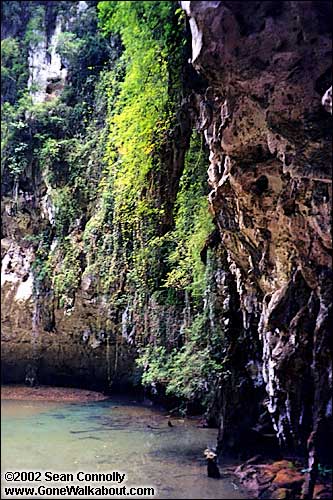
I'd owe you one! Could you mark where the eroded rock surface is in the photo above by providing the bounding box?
[0,2,136,389]
[182,0,332,473]
[2,3,332,482]
[235,458,332,499]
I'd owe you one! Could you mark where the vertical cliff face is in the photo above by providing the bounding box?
[1,1,136,388]
[181,0,332,465]
[2,0,332,480]
[1,1,198,391]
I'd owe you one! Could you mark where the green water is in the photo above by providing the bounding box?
[1,397,247,499]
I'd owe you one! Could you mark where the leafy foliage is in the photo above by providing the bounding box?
[2,0,227,410]
[53,237,83,309]
[164,132,214,300]
[137,307,227,406]
[87,1,191,294]
[1,1,112,307]
[89,2,222,405]
[23,5,44,47]
[28,230,52,289]
[1,37,29,104]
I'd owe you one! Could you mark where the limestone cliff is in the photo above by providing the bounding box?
[1,1,192,390]
[1,1,332,489]
[182,0,332,485]
[1,1,136,388]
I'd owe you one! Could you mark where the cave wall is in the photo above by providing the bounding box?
[181,0,332,462]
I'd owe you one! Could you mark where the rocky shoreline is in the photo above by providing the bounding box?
[1,385,108,402]
[230,456,332,499]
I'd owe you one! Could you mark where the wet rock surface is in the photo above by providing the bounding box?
[182,0,332,481]
[1,200,137,388]
[234,458,332,499]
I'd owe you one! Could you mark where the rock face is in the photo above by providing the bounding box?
[27,15,67,104]
[1,1,137,389]
[1,180,136,389]
[182,0,332,470]
[235,458,332,499]
[1,2,332,484]
[1,1,192,392]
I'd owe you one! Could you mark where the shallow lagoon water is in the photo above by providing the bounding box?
[1,395,248,499]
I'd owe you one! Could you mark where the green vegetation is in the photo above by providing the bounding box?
[95,2,224,407]
[1,38,28,104]
[53,237,83,309]
[25,231,52,289]
[2,0,226,411]
[80,1,186,300]
[1,1,31,104]
[94,1,186,292]
[1,1,110,307]
[137,305,227,407]
[164,132,215,301]
[1,94,33,178]
[23,5,44,47]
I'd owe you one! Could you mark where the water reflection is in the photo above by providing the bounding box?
[1,396,247,499]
